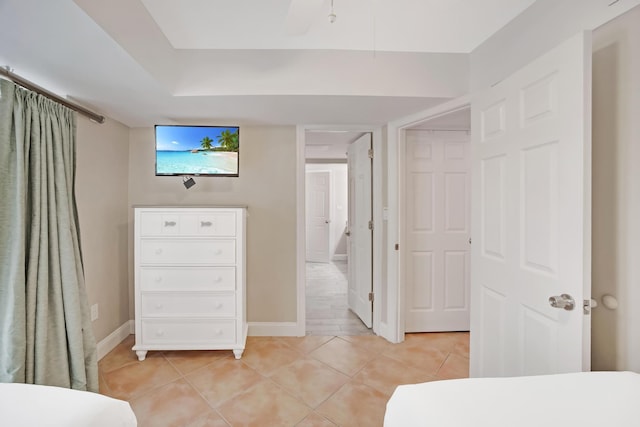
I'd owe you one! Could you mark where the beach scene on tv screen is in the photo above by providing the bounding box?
[156,126,239,175]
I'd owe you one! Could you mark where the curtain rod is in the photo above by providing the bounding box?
[0,67,105,124]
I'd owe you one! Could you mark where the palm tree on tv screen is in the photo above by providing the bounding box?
[200,136,213,151]
[217,129,239,152]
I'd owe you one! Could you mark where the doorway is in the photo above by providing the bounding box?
[303,129,374,336]
[402,109,472,333]
[383,96,472,343]
[305,169,334,264]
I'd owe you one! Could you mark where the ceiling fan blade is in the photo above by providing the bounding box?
[285,0,325,35]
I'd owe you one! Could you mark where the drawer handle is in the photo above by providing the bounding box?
[201,221,213,227]
[164,221,177,227]
[214,249,223,255]
[155,276,163,283]
[155,303,164,310]
[214,276,223,283]
[214,302,224,310]
[214,329,223,336]
[155,248,163,255]
[155,329,165,337]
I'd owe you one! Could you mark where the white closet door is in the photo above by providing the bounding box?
[405,131,471,332]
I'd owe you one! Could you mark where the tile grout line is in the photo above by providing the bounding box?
[125,352,184,403]
[176,354,275,426]
[101,351,179,403]
[434,352,452,378]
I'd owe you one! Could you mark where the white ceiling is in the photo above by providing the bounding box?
[0,0,536,128]
[141,0,536,52]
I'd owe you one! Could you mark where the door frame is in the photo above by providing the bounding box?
[386,95,471,343]
[296,125,383,336]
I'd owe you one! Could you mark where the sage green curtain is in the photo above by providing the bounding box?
[0,79,98,392]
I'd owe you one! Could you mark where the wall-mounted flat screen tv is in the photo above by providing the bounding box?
[155,125,239,177]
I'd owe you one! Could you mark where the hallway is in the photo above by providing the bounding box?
[305,261,373,336]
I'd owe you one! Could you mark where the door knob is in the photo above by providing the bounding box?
[325,219,331,224]
[345,230,351,236]
[549,294,575,311]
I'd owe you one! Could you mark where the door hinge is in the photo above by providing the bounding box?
[395,243,399,250]
[368,292,374,302]
[368,148,374,159]
[368,220,373,230]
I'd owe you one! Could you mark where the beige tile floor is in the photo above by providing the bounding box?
[99,332,469,427]
[306,261,373,336]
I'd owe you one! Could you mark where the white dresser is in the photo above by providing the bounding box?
[132,206,247,361]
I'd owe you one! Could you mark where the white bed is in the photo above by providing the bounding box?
[385,371,640,427]
[0,383,137,427]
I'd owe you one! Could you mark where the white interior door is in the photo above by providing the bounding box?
[347,134,373,328]
[306,170,331,263]
[405,131,471,332]
[470,32,592,377]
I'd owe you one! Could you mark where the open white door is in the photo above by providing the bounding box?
[470,32,592,377]
[306,170,331,263]
[347,133,373,328]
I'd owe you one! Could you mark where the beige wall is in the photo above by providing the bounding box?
[76,116,131,342]
[592,6,640,372]
[128,126,298,323]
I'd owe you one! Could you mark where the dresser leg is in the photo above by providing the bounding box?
[233,349,244,360]
[136,350,148,361]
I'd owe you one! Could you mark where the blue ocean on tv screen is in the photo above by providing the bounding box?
[156,151,238,175]
[155,125,239,175]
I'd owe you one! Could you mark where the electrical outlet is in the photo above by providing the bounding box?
[90,304,99,321]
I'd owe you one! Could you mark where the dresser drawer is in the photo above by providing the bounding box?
[141,292,236,317]
[140,267,235,291]
[139,239,236,265]
[141,319,236,345]
[139,211,237,237]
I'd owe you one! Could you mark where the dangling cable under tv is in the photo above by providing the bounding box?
[155,125,240,177]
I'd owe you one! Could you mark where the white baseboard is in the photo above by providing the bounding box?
[332,254,347,261]
[248,322,305,337]
[376,322,402,344]
[97,320,134,361]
